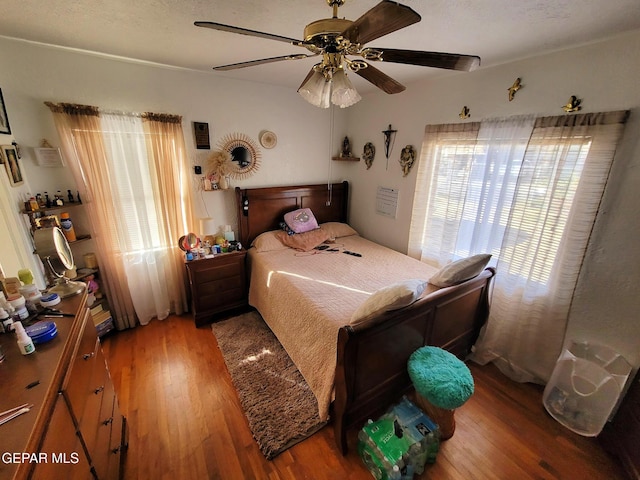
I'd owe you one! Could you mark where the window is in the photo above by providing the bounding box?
[409,112,628,383]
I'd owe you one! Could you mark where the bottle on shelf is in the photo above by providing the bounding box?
[25,193,39,212]
[55,191,64,206]
[44,192,51,208]
[60,212,77,242]
[67,189,75,203]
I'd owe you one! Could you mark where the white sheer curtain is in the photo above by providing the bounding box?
[409,111,629,384]
[98,113,191,325]
[46,102,196,328]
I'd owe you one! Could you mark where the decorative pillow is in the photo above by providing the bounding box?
[251,230,289,252]
[428,254,492,287]
[350,279,428,325]
[320,222,358,239]
[274,229,331,252]
[284,208,319,234]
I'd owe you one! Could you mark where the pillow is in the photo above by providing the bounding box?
[350,279,428,325]
[284,208,319,234]
[251,230,289,253]
[320,222,358,239]
[428,254,492,287]
[274,229,330,252]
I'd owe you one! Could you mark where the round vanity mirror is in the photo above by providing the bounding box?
[179,232,200,251]
[218,133,261,179]
[33,227,86,298]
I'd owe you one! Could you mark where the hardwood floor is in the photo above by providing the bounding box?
[101,314,627,480]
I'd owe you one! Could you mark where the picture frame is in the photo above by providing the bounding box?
[2,145,23,187]
[0,89,10,135]
[34,147,66,167]
[193,121,211,150]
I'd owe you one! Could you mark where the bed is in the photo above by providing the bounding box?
[235,181,495,454]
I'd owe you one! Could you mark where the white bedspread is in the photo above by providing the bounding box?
[247,234,439,421]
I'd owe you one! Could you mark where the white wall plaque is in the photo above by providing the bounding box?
[376,186,399,219]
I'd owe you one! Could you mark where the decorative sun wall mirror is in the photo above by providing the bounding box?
[217,133,261,179]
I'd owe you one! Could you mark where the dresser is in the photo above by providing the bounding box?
[0,292,127,480]
[600,370,640,479]
[184,250,248,326]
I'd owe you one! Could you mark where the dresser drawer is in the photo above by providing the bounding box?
[63,310,100,424]
[78,349,111,456]
[31,394,93,480]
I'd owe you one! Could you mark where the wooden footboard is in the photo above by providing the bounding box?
[332,267,495,454]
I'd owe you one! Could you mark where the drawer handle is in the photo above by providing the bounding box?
[111,446,121,455]
[102,417,113,426]
[83,352,95,360]
[93,386,105,395]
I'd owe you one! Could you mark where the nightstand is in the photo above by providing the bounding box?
[184,250,248,326]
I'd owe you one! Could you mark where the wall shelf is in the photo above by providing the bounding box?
[332,156,360,162]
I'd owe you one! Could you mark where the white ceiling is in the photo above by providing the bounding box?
[2,0,640,94]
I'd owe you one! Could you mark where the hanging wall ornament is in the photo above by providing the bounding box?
[362,142,375,169]
[508,78,523,101]
[459,106,471,119]
[382,124,397,170]
[562,95,582,113]
[399,145,416,177]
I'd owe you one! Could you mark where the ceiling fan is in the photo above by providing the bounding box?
[195,0,480,107]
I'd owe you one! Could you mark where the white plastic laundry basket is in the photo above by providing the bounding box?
[542,341,632,436]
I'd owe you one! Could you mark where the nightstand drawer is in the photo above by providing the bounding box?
[196,262,243,282]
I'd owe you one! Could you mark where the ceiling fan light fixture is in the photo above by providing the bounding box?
[331,68,361,108]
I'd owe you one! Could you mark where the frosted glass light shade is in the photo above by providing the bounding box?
[298,70,332,108]
[331,69,361,108]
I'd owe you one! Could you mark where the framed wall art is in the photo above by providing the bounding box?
[0,89,11,135]
[34,147,66,167]
[2,145,23,186]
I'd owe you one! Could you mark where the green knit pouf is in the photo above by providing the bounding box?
[407,346,474,410]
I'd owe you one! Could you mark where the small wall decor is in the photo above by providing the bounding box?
[217,132,262,179]
[399,145,416,177]
[332,136,359,161]
[0,88,11,135]
[1,144,23,186]
[205,150,233,190]
[362,142,376,169]
[259,130,277,149]
[562,95,582,113]
[340,136,352,157]
[459,106,471,119]
[193,122,211,150]
[35,147,65,167]
[11,141,21,159]
[508,78,523,101]
[382,124,397,170]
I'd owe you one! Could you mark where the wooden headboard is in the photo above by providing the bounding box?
[235,182,349,247]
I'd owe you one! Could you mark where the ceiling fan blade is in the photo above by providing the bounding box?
[195,21,302,44]
[212,54,316,71]
[355,63,406,94]
[341,1,421,45]
[371,48,481,71]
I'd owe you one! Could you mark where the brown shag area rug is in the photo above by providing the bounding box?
[211,310,326,459]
